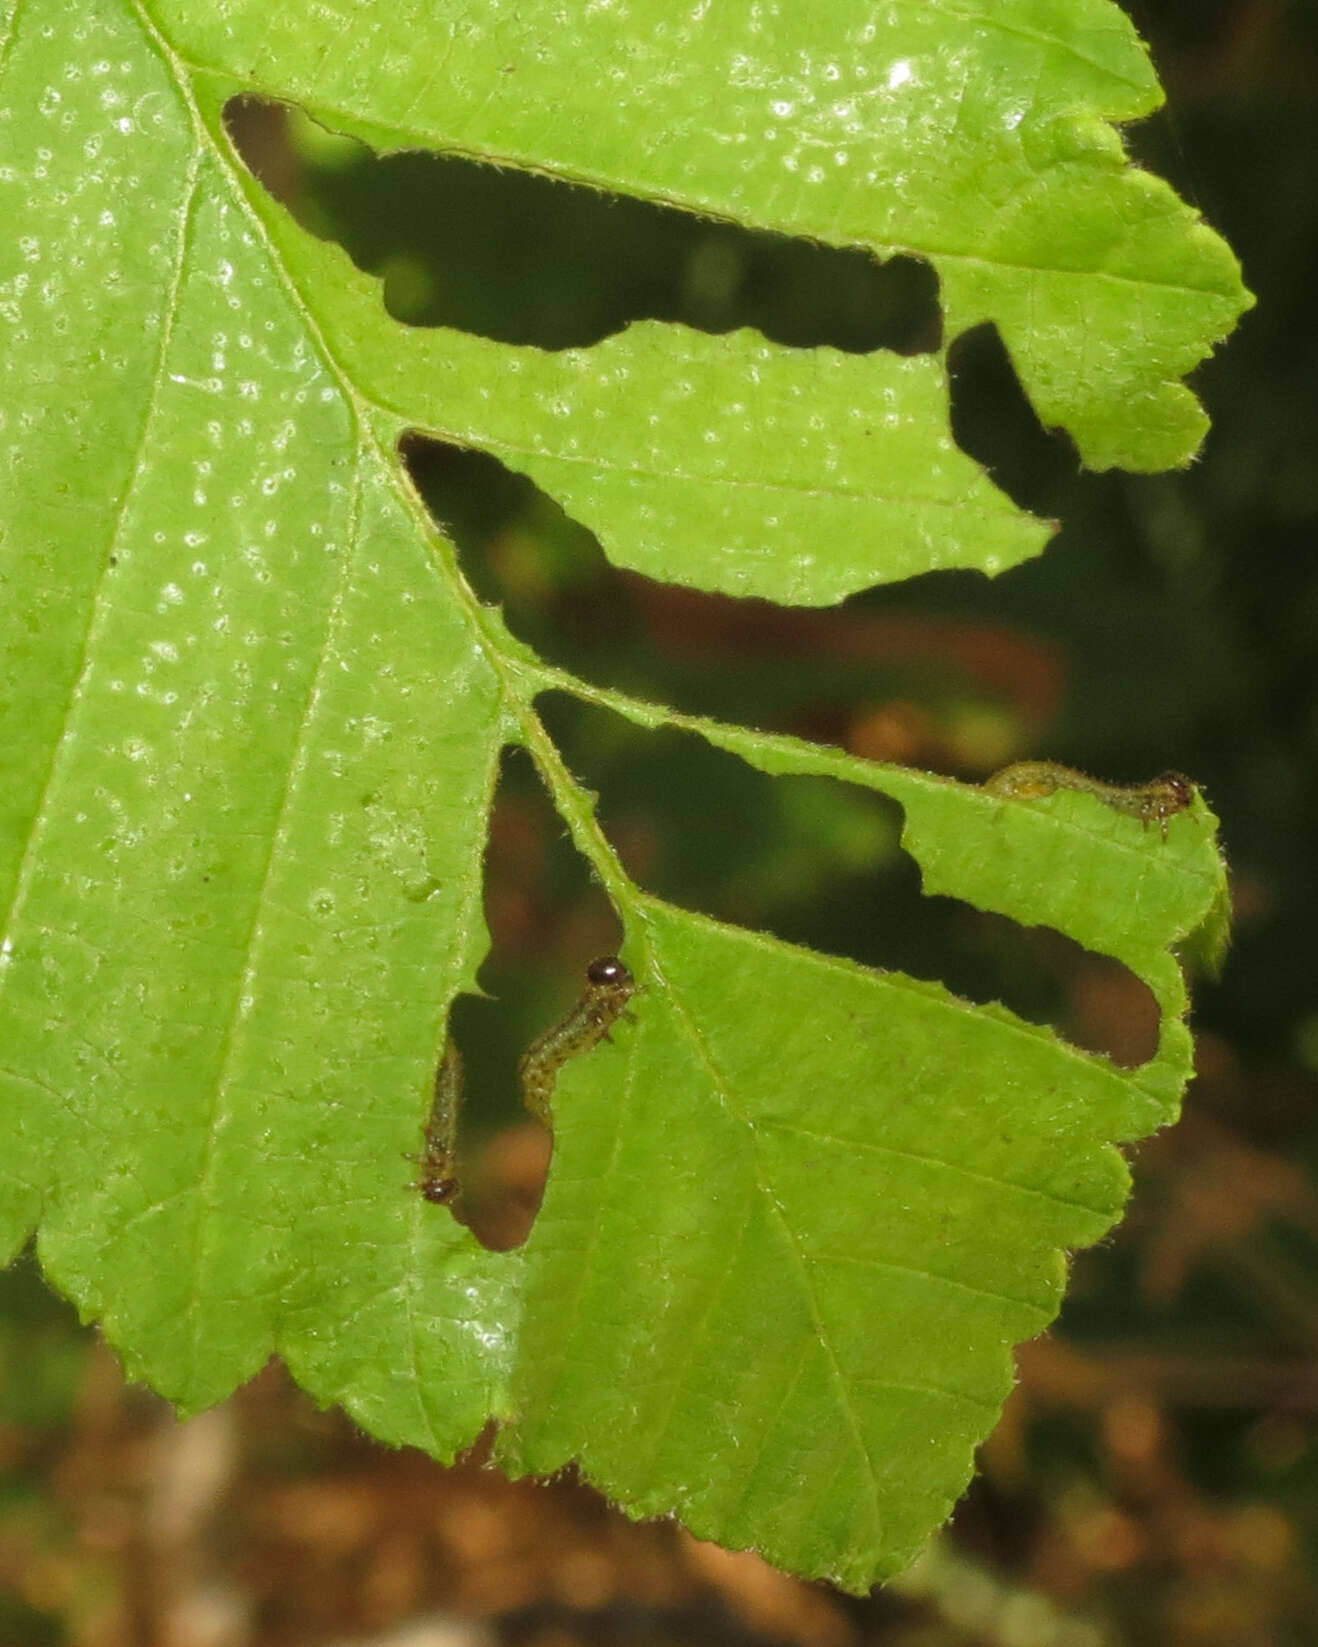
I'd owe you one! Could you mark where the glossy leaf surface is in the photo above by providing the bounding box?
[0,0,1240,1588]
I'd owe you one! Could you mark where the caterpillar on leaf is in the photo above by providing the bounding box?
[518,955,637,1125]
[985,762,1195,839]
[411,1039,463,1208]
[414,957,637,1210]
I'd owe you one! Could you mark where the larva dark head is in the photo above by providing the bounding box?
[1153,771,1195,809]
[421,1177,458,1205]
[586,955,632,988]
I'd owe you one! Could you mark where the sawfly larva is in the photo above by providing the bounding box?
[986,762,1195,839]
[412,956,637,1210]
[518,955,637,1125]
[411,1038,463,1208]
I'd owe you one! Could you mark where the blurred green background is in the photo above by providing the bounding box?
[4,1,1317,1642]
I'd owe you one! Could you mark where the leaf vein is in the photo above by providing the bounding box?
[812,1247,1052,1319]
[663,979,885,1549]
[0,142,203,983]
[179,454,364,1379]
[759,1117,1110,1218]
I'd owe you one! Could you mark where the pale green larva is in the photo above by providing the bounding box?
[413,956,638,1210]
[412,1039,463,1207]
[986,762,1195,840]
[518,955,637,1124]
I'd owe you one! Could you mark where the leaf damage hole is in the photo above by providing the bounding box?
[535,692,1162,1071]
[948,322,1080,519]
[437,747,625,1252]
[401,432,1067,767]
[225,96,941,355]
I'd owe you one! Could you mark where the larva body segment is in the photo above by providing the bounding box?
[518,955,637,1124]
[986,762,1195,839]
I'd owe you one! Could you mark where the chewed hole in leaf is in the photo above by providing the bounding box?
[402,434,1054,764]
[439,746,624,1252]
[948,323,1080,518]
[225,96,942,355]
[535,693,1162,1070]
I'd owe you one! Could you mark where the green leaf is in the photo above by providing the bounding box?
[0,0,1241,1592]
[165,0,1250,476]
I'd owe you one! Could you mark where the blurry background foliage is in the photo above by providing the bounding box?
[4,0,1318,1643]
